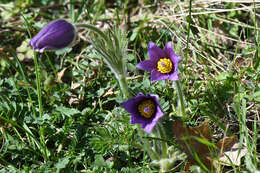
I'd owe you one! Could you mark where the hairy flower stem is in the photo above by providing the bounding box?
[75,23,109,42]
[117,74,132,99]
[157,123,168,159]
[33,52,49,160]
[137,126,160,161]
[174,80,186,117]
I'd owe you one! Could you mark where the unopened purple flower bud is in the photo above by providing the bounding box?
[29,19,76,53]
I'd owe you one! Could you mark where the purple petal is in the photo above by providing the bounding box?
[168,58,180,81]
[165,42,173,56]
[143,108,163,132]
[132,95,163,133]
[120,98,140,115]
[39,47,46,53]
[136,92,144,97]
[168,72,179,80]
[29,21,56,48]
[130,106,161,133]
[130,114,149,126]
[148,42,166,61]
[150,70,169,82]
[120,93,145,114]
[165,42,180,65]
[121,93,164,133]
[136,60,156,72]
[150,95,160,106]
[36,23,75,49]
[135,92,148,100]
[164,42,180,81]
[143,119,157,132]
[29,19,76,52]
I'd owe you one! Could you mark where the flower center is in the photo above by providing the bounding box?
[157,58,173,74]
[138,100,156,118]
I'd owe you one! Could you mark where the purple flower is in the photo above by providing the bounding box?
[29,19,76,53]
[137,42,180,82]
[120,93,164,133]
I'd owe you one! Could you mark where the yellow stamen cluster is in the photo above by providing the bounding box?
[138,100,156,118]
[157,58,173,74]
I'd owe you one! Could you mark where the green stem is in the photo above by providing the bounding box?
[174,80,186,117]
[152,133,161,156]
[137,125,160,161]
[33,52,48,160]
[117,74,132,99]
[75,23,109,42]
[23,15,48,160]
[33,52,43,118]
[157,123,167,159]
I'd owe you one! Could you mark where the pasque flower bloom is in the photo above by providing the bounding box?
[29,19,76,52]
[120,93,164,133]
[137,42,180,82]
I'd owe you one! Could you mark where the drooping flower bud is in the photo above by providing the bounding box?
[29,19,76,53]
